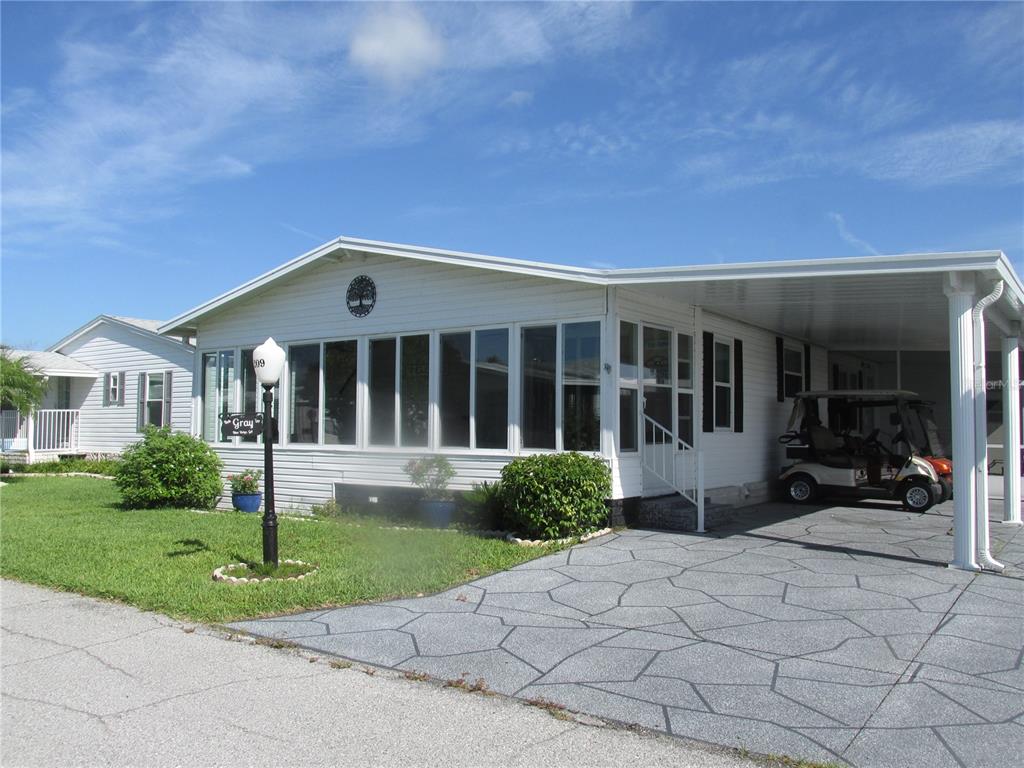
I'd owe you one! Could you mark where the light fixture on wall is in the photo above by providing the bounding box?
[252,337,286,566]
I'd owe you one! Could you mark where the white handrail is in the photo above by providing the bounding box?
[642,415,705,531]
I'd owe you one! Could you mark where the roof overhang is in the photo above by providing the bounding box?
[158,234,1024,352]
[49,315,193,354]
[611,251,1022,351]
[5,350,99,378]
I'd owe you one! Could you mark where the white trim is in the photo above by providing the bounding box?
[49,315,193,355]
[157,235,1022,336]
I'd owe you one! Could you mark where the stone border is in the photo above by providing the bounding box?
[212,559,318,585]
[505,526,613,547]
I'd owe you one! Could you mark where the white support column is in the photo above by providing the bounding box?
[601,287,618,474]
[945,276,980,571]
[972,281,1004,571]
[1002,331,1022,525]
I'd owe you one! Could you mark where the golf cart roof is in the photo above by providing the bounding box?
[795,390,921,399]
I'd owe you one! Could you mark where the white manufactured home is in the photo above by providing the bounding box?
[161,236,1024,570]
[1,316,193,462]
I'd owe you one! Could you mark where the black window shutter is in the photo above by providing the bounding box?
[803,344,812,391]
[102,374,111,407]
[734,339,744,433]
[702,332,714,433]
[137,373,146,432]
[162,371,173,427]
[775,337,784,402]
[117,372,126,406]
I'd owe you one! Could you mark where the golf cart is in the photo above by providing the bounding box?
[778,390,944,512]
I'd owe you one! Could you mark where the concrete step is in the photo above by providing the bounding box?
[634,494,737,532]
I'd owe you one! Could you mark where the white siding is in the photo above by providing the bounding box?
[700,312,827,503]
[213,446,516,511]
[612,289,827,504]
[195,254,606,508]
[197,253,605,349]
[58,323,194,453]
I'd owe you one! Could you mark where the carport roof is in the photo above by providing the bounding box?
[159,236,1023,351]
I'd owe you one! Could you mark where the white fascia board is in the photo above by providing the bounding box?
[606,251,1008,285]
[158,235,606,334]
[39,368,100,379]
[49,315,194,354]
[334,236,608,283]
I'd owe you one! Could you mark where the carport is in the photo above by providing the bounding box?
[610,251,1024,570]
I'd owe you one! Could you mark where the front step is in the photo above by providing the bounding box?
[635,494,736,532]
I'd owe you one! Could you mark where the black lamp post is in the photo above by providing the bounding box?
[252,337,285,567]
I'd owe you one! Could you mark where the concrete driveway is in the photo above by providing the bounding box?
[233,500,1024,767]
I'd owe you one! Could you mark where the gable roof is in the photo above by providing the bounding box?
[48,314,194,355]
[4,349,98,378]
[158,234,1024,336]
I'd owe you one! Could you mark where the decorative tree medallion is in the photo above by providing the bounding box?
[346,275,376,317]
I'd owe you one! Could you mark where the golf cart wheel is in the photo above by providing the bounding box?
[937,477,952,504]
[902,481,935,513]
[785,474,817,504]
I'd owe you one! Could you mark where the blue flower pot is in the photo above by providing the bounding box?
[232,492,262,513]
[418,500,456,528]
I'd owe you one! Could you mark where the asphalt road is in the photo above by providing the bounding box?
[0,579,756,768]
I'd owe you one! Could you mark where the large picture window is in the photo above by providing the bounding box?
[202,351,234,442]
[474,328,509,449]
[521,326,557,449]
[441,332,471,447]
[369,335,430,447]
[401,335,430,447]
[289,344,320,444]
[324,340,357,445]
[369,338,397,446]
[563,322,600,451]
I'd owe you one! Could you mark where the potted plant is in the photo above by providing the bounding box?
[228,469,263,513]
[404,456,456,527]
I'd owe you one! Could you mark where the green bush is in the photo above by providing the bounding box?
[500,453,611,539]
[459,481,505,530]
[115,427,223,509]
[1,457,121,476]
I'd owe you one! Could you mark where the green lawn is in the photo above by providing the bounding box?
[0,477,555,623]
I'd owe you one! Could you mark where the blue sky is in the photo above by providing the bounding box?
[2,1,1022,348]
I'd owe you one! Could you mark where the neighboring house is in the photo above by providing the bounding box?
[159,236,1023,567]
[1,316,194,463]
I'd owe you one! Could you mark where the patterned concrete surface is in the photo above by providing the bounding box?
[232,500,1024,767]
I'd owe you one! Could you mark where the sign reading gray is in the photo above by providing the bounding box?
[220,412,265,438]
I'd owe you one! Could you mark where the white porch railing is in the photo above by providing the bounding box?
[0,409,80,455]
[643,415,705,532]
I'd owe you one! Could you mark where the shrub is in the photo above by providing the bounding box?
[227,469,262,494]
[500,453,611,539]
[115,427,223,509]
[404,456,455,500]
[459,481,505,530]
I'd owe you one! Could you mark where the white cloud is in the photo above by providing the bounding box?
[827,212,880,256]
[349,6,445,87]
[502,90,534,108]
[847,120,1024,186]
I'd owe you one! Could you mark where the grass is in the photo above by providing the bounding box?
[0,476,557,623]
[220,561,317,580]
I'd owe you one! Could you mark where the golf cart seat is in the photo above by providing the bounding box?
[809,425,869,469]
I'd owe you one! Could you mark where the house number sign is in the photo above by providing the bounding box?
[221,412,265,439]
[346,275,376,317]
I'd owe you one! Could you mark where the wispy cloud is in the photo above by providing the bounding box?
[827,212,880,256]
[501,90,534,108]
[2,3,640,254]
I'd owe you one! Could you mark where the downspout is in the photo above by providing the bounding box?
[973,280,1005,572]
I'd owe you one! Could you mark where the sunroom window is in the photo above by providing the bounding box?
[563,321,601,451]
